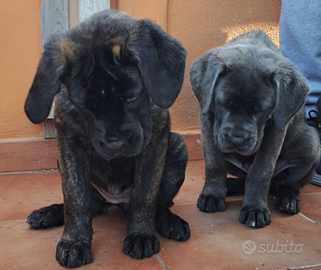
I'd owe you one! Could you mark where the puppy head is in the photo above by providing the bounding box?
[190,37,309,156]
[25,10,186,159]
[213,66,275,155]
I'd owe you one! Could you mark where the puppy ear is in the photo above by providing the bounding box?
[189,52,222,114]
[128,20,187,108]
[273,65,309,128]
[25,37,73,124]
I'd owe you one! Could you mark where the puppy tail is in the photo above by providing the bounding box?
[226,177,246,196]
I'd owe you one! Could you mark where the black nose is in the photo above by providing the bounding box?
[228,134,245,147]
[220,133,245,147]
[99,137,125,151]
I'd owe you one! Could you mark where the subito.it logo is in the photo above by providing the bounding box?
[242,240,257,255]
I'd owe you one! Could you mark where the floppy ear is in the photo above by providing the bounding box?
[25,36,73,124]
[189,52,222,114]
[127,20,187,108]
[273,65,309,128]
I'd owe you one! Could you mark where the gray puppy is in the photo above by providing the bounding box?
[189,30,320,228]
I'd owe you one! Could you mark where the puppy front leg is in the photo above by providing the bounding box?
[198,113,228,213]
[239,125,286,228]
[122,137,168,259]
[55,135,94,268]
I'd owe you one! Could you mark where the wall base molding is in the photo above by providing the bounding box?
[0,132,203,173]
[0,138,57,173]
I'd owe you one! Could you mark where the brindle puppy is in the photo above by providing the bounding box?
[25,10,190,268]
[190,30,320,228]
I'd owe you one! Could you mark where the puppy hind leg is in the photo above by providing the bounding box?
[226,163,246,196]
[226,177,246,196]
[155,132,190,241]
[26,160,65,229]
[274,166,316,214]
[26,184,109,230]
[26,159,66,229]
[275,185,301,214]
[27,204,64,229]
[157,133,187,208]
[90,184,110,216]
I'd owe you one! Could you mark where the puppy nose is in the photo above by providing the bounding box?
[102,137,125,151]
[228,134,245,147]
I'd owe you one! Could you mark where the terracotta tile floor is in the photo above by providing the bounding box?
[1,160,321,270]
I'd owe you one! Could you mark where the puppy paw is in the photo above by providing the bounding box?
[156,208,190,241]
[275,195,300,214]
[56,239,93,268]
[122,233,160,259]
[197,193,226,213]
[239,204,271,228]
[26,204,64,229]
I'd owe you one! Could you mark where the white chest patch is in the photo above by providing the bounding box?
[91,182,132,204]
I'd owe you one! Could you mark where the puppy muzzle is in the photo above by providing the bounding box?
[93,131,143,159]
[217,132,256,156]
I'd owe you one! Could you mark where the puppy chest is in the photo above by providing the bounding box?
[90,157,135,204]
[92,182,132,204]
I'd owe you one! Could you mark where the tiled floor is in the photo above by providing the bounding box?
[1,161,321,270]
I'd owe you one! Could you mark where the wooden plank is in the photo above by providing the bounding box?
[79,0,110,22]
[70,0,112,27]
[69,0,80,28]
[40,0,69,45]
[43,119,56,138]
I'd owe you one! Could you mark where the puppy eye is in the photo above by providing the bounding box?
[217,99,225,107]
[252,105,261,112]
[125,96,138,106]
[219,100,235,109]
[228,100,235,108]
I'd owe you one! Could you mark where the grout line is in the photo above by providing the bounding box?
[278,263,321,270]
[175,202,197,206]
[155,254,169,270]
[175,197,243,206]
[0,219,27,224]
[0,169,58,175]
[299,192,321,196]
[226,197,243,202]
[298,213,321,227]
